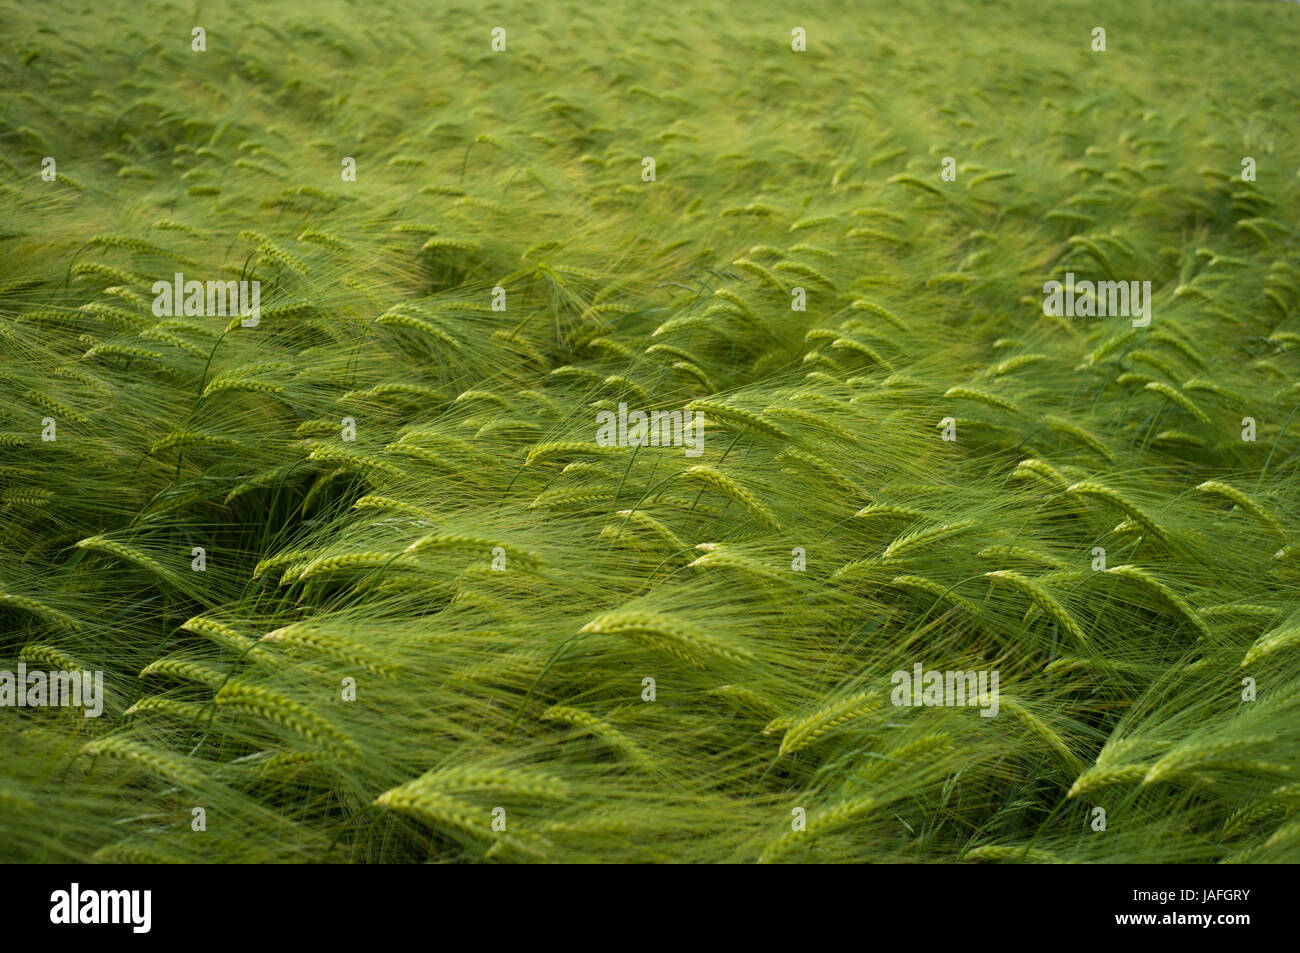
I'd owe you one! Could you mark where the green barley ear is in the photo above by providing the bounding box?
[1195,481,1286,538]
[0,591,81,631]
[1068,763,1149,798]
[578,610,755,668]
[81,736,207,789]
[888,574,984,619]
[139,656,227,688]
[214,682,360,761]
[1143,737,1283,788]
[1065,482,1168,541]
[1104,565,1212,639]
[372,790,551,859]
[259,623,399,677]
[985,570,1088,647]
[74,535,184,588]
[994,695,1084,775]
[122,696,208,722]
[776,691,882,756]
[1242,623,1300,666]
[542,705,653,768]
[963,845,1059,864]
[678,465,781,530]
[19,643,89,673]
[685,399,787,440]
[759,795,879,863]
[883,520,978,560]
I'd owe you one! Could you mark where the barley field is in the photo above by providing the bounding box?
[1,0,1298,864]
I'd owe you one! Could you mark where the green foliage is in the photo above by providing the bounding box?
[1,0,1298,863]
